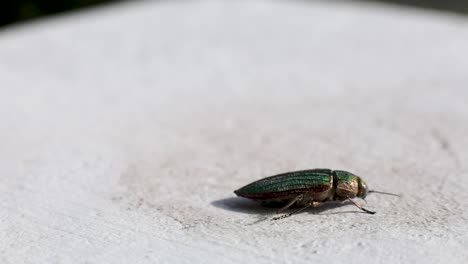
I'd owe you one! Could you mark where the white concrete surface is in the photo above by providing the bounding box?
[1,0,468,263]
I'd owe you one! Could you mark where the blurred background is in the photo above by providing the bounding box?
[2,0,468,27]
[1,0,468,263]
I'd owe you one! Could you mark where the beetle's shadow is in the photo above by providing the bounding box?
[211,197,272,215]
[211,197,366,216]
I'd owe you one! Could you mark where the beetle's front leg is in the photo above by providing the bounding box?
[346,196,376,214]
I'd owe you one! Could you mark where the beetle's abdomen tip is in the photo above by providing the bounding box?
[234,189,246,197]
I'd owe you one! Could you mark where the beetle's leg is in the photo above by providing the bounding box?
[311,201,322,207]
[276,194,303,214]
[273,202,313,220]
[346,197,376,214]
[272,200,322,221]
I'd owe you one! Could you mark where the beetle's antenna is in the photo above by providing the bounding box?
[368,190,400,197]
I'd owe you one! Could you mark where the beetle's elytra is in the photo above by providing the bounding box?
[234,169,395,220]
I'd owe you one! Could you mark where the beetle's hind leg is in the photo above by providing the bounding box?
[276,194,304,214]
[272,201,322,221]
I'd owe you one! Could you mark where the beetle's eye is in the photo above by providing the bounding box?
[358,178,368,199]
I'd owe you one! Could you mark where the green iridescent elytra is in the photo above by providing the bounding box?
[234,169,375,217]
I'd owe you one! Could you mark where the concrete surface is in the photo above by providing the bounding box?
[1,0,468,263]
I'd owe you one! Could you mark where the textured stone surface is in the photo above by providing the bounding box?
[1,1,467,263]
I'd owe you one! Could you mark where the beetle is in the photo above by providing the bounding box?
[234,169,397,220]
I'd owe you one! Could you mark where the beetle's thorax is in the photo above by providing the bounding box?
[332,170,360,200]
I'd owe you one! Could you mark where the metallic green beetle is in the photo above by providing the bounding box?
[234,169,395,220]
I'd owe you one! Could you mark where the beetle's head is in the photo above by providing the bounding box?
[357,177,368,199]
